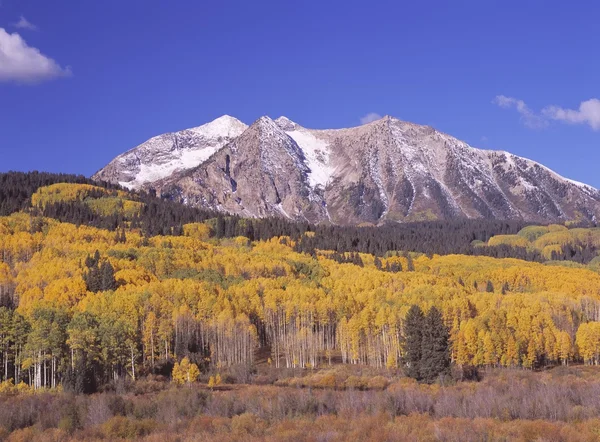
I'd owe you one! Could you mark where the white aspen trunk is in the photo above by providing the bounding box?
[130,346,136,381]
[151,331,155,367]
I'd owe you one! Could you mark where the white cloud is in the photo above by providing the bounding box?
[360,112,382,125]
[542,99,600,131]
[14,16,37,31]
[0,28,71,83]
[494,95,600,131]
[492,95,548,129]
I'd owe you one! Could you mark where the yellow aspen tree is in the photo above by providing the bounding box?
[558,331,572,365]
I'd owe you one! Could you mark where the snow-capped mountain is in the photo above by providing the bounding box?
[93,115,600,225]
[93,115,248,189]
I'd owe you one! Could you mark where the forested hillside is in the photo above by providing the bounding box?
[1,174,600,440]
[2,172,597,261]
[1,206,600,391]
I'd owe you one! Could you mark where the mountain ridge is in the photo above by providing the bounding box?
[93,114,600,225]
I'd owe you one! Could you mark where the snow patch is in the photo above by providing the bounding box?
[285,129,335,189]
[118,181,134,190]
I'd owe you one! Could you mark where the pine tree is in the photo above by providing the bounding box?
[486,280,494,293]
[420,307,451,384]
[100,261,117,291]
[404,305,425,380]
[405,252,415,272]
[374,256,382,270]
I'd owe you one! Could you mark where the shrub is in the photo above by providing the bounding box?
[366,376,389,391]
[101,416,156,439]
[231,412,265,437]
[315,374,337,389]
[345,376,367,390]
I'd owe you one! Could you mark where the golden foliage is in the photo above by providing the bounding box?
[3,212,600,375]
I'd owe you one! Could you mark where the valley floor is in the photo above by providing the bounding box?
[3,365,600,441]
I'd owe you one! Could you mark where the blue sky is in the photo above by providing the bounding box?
[1,0,599,187]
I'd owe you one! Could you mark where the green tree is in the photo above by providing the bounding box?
[65,312,100,394]
[420,307,451,383]
[374,256,382,270]
[404,305,424,380]
[100,261,117,291]
[404,252,415,272]
[0,307,13,381]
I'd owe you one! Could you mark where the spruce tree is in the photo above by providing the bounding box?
[420,307,451,384]
[404,305,425,380]
[404,252,415,272]
[100,261,116,291]
[374,256,382,270]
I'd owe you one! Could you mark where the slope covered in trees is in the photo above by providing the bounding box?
[2,172,598,264]
[1,209,600,392]
[481,224,600,267]
[2,174,600,440]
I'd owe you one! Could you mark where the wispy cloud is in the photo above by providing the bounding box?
[494,95,600,131]
[0,28,71,83]
[360,112,382,125]
[14,16,37,31]
[542,99,600,131]
[492,95,548,129]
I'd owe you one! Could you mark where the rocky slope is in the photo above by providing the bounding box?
[93,115,600,225]
[93,115,248,189]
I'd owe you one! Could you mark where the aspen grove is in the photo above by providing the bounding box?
[1,208,600,391]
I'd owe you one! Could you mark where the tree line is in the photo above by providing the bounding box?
[1,172,597,264]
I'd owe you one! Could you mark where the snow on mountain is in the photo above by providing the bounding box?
[94,114,600,225]
[93,115,247,189]
[279,123,335,189]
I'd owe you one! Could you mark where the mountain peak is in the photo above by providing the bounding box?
[252,116,289,135]
[94,113,600,225]
[274,116,299,131]
[190,115,248,138]
[255,115,276,125]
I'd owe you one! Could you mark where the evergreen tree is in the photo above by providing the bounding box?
[100,261,117,291]
[374,256,382,270]
[215,216,226,238]
[114,228,126,244]
[486,280,494,293]
[405,252,415,271]
[420,307,451,384]
[84,256,117,292]
[404,305,425,380]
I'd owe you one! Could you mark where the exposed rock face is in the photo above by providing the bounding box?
[94,115,600,224]
[157,117,328,223]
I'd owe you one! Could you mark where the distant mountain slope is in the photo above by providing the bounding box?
[94,115,600,224]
